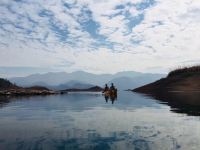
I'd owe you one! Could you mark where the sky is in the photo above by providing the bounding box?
[1,0,200,77]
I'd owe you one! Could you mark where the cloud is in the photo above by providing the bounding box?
[0,0,200,76]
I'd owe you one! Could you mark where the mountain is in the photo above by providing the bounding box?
[114,71,143,78]
[133,66,200,93]
[10,72,68,86]
[10,71,108,87]
[10,71,165,90]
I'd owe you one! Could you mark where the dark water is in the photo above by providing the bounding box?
[0,91,200,150]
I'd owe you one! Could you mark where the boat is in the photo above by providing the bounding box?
[103,89,117,97]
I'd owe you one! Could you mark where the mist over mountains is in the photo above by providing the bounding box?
[9,71,165,90]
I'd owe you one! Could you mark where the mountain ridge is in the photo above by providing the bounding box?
[10,71,165,90]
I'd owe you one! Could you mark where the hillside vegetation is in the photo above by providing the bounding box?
[0,78,19,90]
[0,78,59,96]
[168,66,200,77]
[134,66,200,93]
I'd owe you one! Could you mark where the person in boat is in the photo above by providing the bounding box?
[104,84,109,92]
[110,83,117,96]
[110,83,115,91]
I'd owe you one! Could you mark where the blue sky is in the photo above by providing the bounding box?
[1,0,200,77]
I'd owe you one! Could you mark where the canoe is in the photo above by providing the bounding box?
[103,89,117,96]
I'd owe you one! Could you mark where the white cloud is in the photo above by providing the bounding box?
[1,0,200,76]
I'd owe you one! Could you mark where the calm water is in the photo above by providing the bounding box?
[0,91,200,150]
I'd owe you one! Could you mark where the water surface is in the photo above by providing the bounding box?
[0,91,200,150]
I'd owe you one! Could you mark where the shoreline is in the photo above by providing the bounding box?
[0,89,60,96]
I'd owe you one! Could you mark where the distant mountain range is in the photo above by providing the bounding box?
[9,71,166,90]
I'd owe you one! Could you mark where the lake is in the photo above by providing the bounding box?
[0,91,200,150]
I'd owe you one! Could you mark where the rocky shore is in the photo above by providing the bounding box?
[0,78,63,96]
[0,89,60,96]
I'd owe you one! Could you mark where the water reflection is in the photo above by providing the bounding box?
[0,96,10,108]
[142,91,200,116]
[0,92,200,149]
[104,94,117,104]
[0,126,180,150]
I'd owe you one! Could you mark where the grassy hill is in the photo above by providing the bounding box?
[133,66,200,93]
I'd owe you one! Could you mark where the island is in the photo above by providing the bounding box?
[60,86,103,92]
[0,78,104,96]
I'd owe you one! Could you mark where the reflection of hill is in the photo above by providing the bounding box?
[0,96,10,108]
[104,93,117,104]
[0,95,54,108]
[133,67,200,116]
[143,92,200,116]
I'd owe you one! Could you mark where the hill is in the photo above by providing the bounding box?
[0,78,19,90]
[133,66,200,93]
[26,86,50,91]
[0,78,58,96]
[61,86,103,92]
